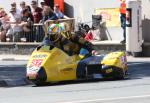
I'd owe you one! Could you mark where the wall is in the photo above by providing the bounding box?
[64,0,123,41]
[141,0,150,42]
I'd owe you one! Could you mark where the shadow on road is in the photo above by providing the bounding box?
[0,65,26,80]
[128,62,150,79]
[33,62,150,87]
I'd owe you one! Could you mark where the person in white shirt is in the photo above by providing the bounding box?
[19,1,26,12]
[10,2,21,15]
[0,9,9,42]
[7,7,22,42]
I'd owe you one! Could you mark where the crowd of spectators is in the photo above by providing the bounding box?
[0,0,68,42]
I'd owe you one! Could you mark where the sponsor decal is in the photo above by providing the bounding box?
[60,68,73,73]
[32,54,47,58]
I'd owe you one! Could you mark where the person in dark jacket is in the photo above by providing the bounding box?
[21,8,34,42]
[31,0,43,23]
[42,22,98,79]
[41,6,58,23]
[43,22,96,56]
[36,6,58,42]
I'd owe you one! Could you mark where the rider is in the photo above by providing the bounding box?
[42,22,98,78]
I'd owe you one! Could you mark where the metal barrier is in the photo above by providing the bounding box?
[15,23,44,43]
[0,23,44,43]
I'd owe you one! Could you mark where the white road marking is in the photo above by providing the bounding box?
[61,94,150,103]
[127,62,146,66]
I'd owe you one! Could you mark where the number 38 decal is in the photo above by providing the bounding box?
[31,59,43,67]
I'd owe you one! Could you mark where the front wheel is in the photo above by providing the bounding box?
[32,80,48,86]
[101,65,127,80]
[112,68,126,80]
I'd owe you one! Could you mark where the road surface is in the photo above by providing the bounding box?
[0,57,150,103]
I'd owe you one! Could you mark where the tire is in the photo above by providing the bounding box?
[102,65,126,80]
[113,68,126,80]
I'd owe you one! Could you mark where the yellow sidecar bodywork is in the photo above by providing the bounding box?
[26,45,128,85]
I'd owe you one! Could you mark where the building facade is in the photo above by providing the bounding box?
[64,0,150,42]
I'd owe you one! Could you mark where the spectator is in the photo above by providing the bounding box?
[40,1,46,8]
[25,5,32,13]
[35,6,58,42]
[0,9,10,42]
[10,2,21,15]
[120,0,126,43]
[21,8,33,22]
[31,0,43,23]
[0,8,4,18]
[53,4,69,19]
[41,6,58,23]
[20,1,26,12]
[21,8,34,31]
[7,7,22,42]
[21,8,34,42]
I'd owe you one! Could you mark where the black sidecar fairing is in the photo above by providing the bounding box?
[76,55,104,79]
